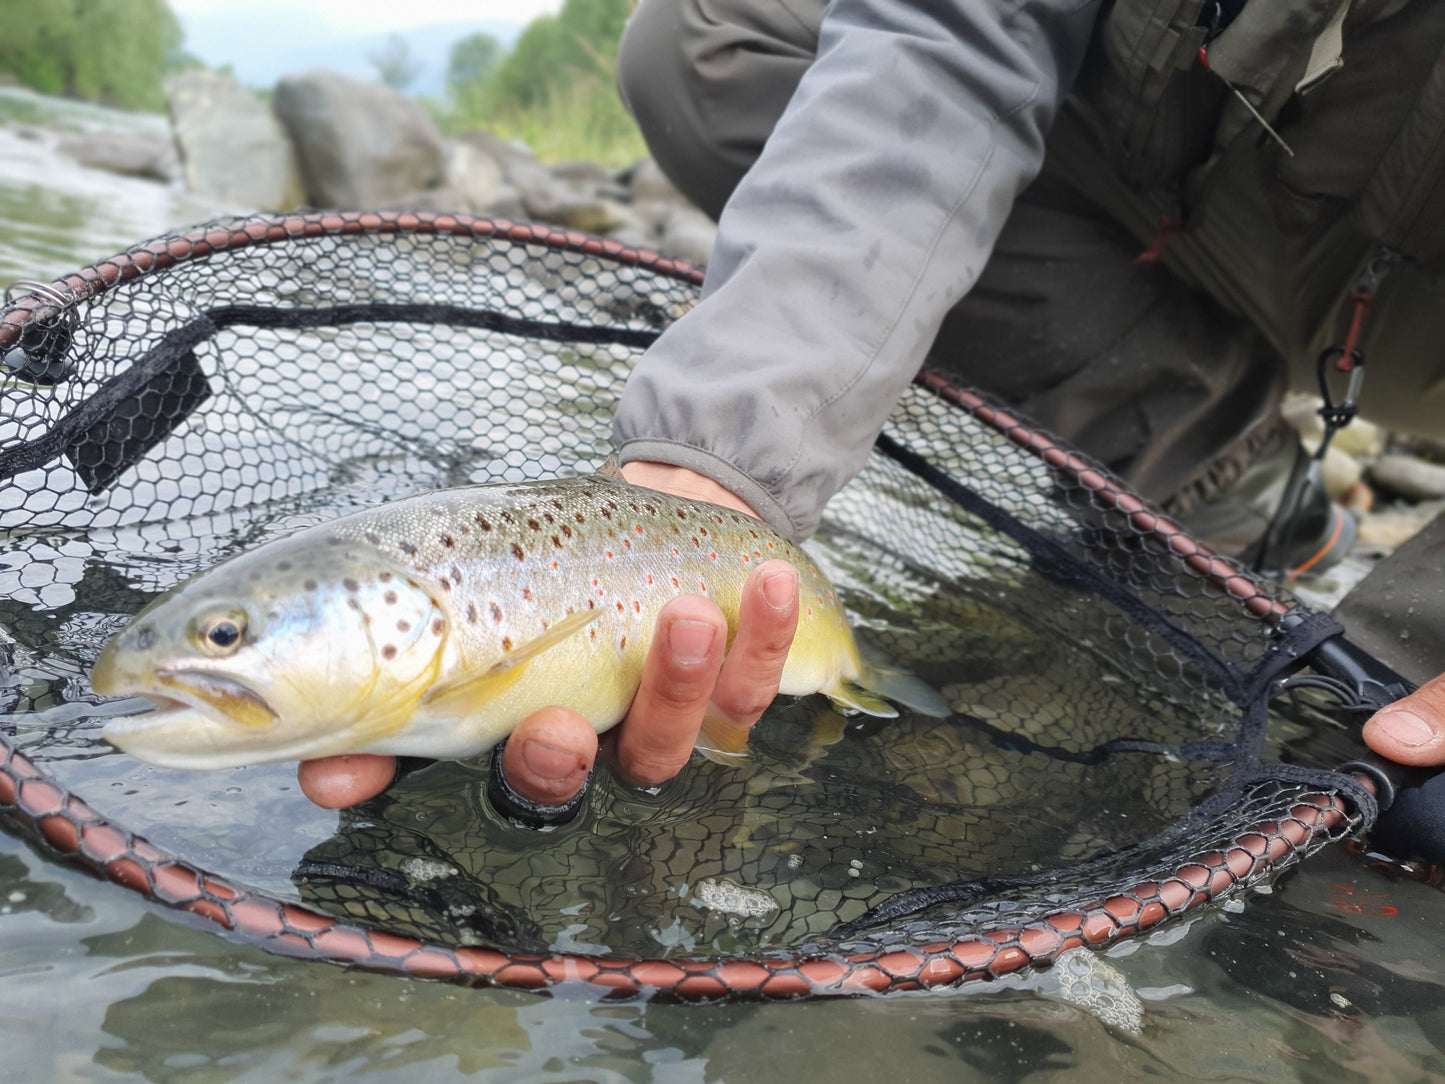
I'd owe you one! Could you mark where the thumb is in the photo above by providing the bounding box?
[1362,671,1445,766]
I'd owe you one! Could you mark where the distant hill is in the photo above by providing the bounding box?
[175,14,526,98]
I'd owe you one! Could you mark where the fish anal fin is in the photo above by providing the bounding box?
[826,680,899,719]
[422,608,601,714]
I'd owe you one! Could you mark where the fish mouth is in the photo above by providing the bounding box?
[104,670,278,732]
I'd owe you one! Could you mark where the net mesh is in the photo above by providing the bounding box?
[0,212,1373,999]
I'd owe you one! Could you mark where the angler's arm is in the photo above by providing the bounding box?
[614,0,1102,540]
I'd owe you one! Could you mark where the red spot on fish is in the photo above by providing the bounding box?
[635,525,643,533]
[502,637,513,651]
[523,587,532,601]
[671,577,679,588]
[633,600,641,613]
[620,635,627,649]
[616,601,624,611]
[646,574,653,585]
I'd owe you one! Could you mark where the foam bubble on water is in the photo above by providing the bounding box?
[692,878,779,920]
[1049,947,1144,1035]
[399,857,455,884]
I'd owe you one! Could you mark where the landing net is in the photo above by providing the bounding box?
[0,213,1374,999]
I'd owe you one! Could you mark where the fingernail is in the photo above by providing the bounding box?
[520,739,583,781]
[761,566,797,612]
[1372,710,1437,748]
[668,619,717,663]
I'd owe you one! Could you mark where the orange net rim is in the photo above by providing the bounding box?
[0,210,707,353]
[0,732,1361,1001]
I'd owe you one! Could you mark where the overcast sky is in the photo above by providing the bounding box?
[168,0,563,35]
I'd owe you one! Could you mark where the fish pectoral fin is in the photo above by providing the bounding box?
[825,662,950,720]
[825,680,899,719]
[422,608,601,713]
[695,703,752,767]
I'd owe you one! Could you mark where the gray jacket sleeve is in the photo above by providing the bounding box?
[613,0,1102,540]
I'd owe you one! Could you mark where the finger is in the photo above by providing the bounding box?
[297,754,397,809]
[614,595,728,786]
[498,706,599,806]
[710,560,799,739]
[1363,672,1445,766]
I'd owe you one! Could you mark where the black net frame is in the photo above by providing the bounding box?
[0,212,1378,1000]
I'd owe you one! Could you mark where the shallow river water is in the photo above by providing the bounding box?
[1,86,1443,1082]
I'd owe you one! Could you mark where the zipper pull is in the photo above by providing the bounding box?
[1197,46,1295,158]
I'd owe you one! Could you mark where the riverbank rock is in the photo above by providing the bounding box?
[56,128,177,182]
[167,71,302,211]
[1370,454,1445,502]
[273,69,444,209]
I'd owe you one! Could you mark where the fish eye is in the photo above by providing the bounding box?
[197,615,246,654]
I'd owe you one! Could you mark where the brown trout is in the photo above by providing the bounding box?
[91,471,940,769]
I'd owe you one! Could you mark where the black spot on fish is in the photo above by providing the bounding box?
[276,560,292,572]
[501,511,515,525]
[466,603,478,624]
[562,524,573,538]
[645,504,656,514]
[552,499,564,510]
[441,534,455,548]
[677,509,687,519]
[343,578,359,592]
[327,536,343,546]
[543,513,554,524]
[511,542,525,560]
[527,518,540,531]
[379,571,392,582]
[476,515,492,531]
[382,644,397,660]
[384,591,398,605]
[135,626,156,650]
[364,532,381,546]
[432,619,444,636]
[399,541,417,556]
[347,598,361,611]
[439,578,451,592]
[601,508,612,519]
[304,579,318,591]
[396,619,410,633]
[490,602,503,622]
[552,535,562,548]
[575,512,585,523]
[451,565,462,584]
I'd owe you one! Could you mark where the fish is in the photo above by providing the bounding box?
[90,469,944,769]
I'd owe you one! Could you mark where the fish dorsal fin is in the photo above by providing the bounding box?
[422,608,601,713]
[595,456,626,481]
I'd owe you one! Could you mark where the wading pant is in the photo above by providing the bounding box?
[617,0,1445,682]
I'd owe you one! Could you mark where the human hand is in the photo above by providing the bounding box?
[297,463,801,811]
[1362,672,1445,766]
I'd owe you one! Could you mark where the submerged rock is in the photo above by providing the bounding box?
[167,71,303,210]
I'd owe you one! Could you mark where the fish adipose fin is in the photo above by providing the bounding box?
[423,609,601,713]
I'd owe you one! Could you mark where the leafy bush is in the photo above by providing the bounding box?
[0,0,186,111]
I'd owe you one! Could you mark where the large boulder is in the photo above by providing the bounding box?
[166,71,303,211]
[57,129,178,182]
[272,69,444,209]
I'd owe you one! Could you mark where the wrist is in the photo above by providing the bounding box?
[620,461,761,519]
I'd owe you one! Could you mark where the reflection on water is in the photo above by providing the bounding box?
[3,86,1445,1081]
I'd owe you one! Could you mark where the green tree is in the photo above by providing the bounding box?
[368,33,421,91]
[446,32,504,121]
[487,0,632,109]
[0,0,183,110]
